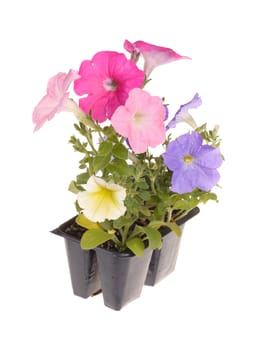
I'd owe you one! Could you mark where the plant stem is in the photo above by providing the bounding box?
[111,235,122,249]
[121,223,133,247]
[150,178,156,194]
[173,210,188,221]
[128,151,138,163]
[85,132,97,154]
[166,208,172,222]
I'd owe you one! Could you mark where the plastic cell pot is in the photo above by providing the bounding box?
[145,207,200,286]
[51,217,101,298]
[95,247,153,311]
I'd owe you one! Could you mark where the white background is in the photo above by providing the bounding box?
[1,0,252,349]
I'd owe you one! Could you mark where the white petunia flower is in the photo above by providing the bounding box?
[77,176,126,222]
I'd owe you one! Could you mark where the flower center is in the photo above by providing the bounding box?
[133,113,144,126]
[183,154,194,164]
[103,78,118,91]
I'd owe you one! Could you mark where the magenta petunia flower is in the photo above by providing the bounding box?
[162,132,223,194]
[124,40,190,77]
[74,51,145,123]
[166,93,202,130]
[32,69,79,131]
[111,88,166,154]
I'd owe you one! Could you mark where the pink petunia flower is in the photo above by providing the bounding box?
[74,51,145,123]
[32,69,79,131]
[111,88,166,154]
[124,40,190,77]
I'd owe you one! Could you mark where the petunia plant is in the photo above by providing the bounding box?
[33,40,223,256]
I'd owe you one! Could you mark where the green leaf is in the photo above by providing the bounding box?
[126,237,145,256]
[136,179,149,189]
[154,202,168,219]
[148,221,182,237]
[112,144,128,160]
[99,220,112,231]
[103,126,118,142]
[93,154,111,172]
[76,214,99,229]
[130,225,145,238]
[69,135,87,153]
[113,216,132,229]
[107,159,134,176]
[76,172,89,184]
[75,200,82,213]
[68,180,79,194]
[158,193,173,202]
[125,197,143,215]
[78,156,88,170]
[143,226,162,250]
[165,222,182,237]
[80,229,112,249]
[200,192,218,203]
[140,209,151,216]
[174,198,198,210]
[68,181,83,194]
[148,221,164,230]
[138,191,151,201]
[98,141,113,156]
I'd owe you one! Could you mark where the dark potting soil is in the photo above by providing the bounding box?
[61,217,120,251]
[63,219,86,240]
[56,207,200,253]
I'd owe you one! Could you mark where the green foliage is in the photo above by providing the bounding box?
[93,154,111,172]
[163,222,182,237]
[98,141,113,156]
[196,124,221,147]
[80,229,112,249]
[69,135,87,153]
[68,181,84,194]
[112,144,128,160]
[148,221,182,237]
[107,159,134,176]
[113,216,133,229]
[76,172,90,184]
[143,226,162,250]
[103,126,119,142]
[171,190,218,211]
[126,237,145,256]
[66,118,222,256]
[76,214,99,229]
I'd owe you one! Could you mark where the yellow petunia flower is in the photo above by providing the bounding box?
[77,176,126,222]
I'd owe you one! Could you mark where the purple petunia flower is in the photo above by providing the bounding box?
[164,105,169,122]
[166,93,202,130]
[162,132,222,194]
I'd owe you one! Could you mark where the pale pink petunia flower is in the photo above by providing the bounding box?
[74,51,145,123]
[32,69,79,131]
[124,40,190,77]
[111,88,166,154]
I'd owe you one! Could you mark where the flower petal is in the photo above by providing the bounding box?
[167,93,202,130]
[171,167,195,193]
[74,51,144,122]
[163,132,222,193]
[77,176,126,222]
[124,39,190,76]
[33,69,79,131]
[111,88,166,154]
[195,145,223,168]
[171,165,220,193]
